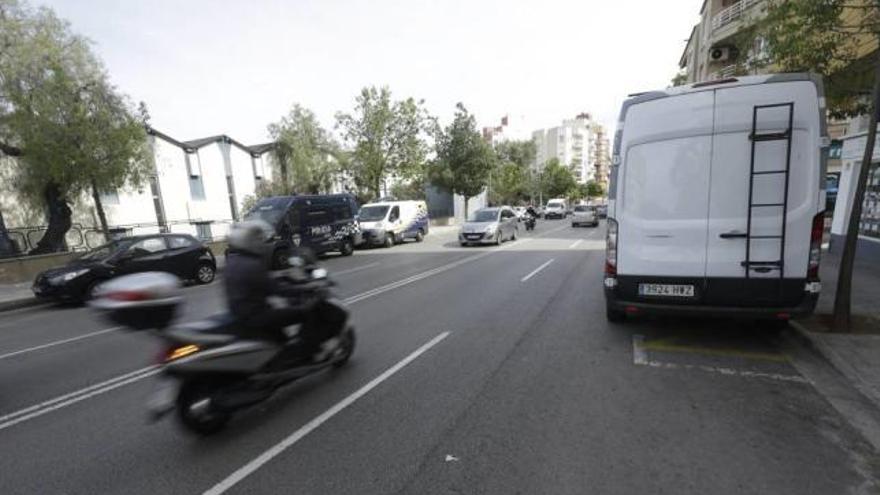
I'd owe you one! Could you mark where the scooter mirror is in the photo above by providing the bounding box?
[311,268,328,280]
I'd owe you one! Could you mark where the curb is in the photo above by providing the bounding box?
[0,296,48,314]
[788,320,880,411]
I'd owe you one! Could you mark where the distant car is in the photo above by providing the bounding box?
[544,200,566,219]
[32,234,216,302]
[459,207,519,246]
[595,204,608,219]
[571,205,599,227]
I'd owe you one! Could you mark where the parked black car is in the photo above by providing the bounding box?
[243,194,361,268]
[32,234,216,302]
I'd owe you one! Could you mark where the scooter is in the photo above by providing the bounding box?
[523,215,536,231]
[91,261,355,435]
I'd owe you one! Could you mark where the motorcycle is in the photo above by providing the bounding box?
[91,259,355,435]
[523,214,536,231]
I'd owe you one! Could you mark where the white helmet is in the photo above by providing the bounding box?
[227,219,274,256]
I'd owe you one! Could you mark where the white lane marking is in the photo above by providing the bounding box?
[0,326,121,361]
[632,334,648,365]
[520,259,555,283]
[0,365,159,431]
[332,262,381,277]
[202,331,451,495]
[568,239,584,249]
[631,335,808,384]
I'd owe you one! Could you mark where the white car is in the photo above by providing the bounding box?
[513,206,527,220]
[571,205,598,227]
[544,200,566,219]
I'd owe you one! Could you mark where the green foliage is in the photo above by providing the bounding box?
[0,0,150,250]
[240,180,290,215]
[335,86,436,201]
[390,177,426,201]
[746,0,880,118]
[494,140,536,169]
[671,70,688,87]
[268,104,339,195]
[429,103,496,204]
[490,160,528,205]
[586,180,605,198]
[540,158,577,199]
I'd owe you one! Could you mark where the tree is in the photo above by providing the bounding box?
[494,139,537,169]
[541,158,578,199]
[586,180,605,198]
[390,176,427,201]
[335,86,436,201]
[0,0,151,253]
[268,104,339,195]
[489,160,528,205]
[429,103,496,216]
[746,1,880,330]
[240,180,289,215]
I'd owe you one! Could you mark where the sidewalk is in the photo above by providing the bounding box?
[792,247,880,409]
[0,281,43,312]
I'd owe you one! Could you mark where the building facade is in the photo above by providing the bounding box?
[532,113,598,185]
[0,127,274,254]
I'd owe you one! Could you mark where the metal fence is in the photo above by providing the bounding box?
[4,219,234,257]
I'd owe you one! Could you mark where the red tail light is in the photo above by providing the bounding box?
[605,218,618,276]
[106,290,151,302]
[808,212,824,279]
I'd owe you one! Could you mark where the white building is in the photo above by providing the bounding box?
[532,113,596,184]
[0,127,274,253]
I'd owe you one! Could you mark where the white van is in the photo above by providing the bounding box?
[604,74,827,323]
[545,198,568,219]
[358,200,429,248]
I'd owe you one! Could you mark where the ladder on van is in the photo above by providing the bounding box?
[741,102,794,280]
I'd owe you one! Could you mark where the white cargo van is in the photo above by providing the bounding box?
[604,74,827,323]
[545,198,568,219]
[358,200,429,248]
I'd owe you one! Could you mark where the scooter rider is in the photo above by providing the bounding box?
[526,205,539,219]
[225,219,323,358]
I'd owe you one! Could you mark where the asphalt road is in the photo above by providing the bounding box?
[0,220,878,494]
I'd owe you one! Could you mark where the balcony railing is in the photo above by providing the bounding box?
[712,0,761,31]
[709,64,738,80]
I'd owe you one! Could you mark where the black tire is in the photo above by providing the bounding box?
[195,262,216,284]
[333,328,356,369]
[340,239,354,256]
[415,229,425,242]
[82,279,106,302]
[383,233,394,248]
[606,304,627,323]
[176,381,231,436]
[460,242,468,247]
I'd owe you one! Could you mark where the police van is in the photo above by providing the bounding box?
[357,200,429,248]
[245,194,361,268]
[604,74,827,324]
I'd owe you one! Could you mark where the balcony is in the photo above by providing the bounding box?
[709,64,737,80]
[712,0,761,32]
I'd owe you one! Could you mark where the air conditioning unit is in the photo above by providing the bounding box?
[710,47,731,62]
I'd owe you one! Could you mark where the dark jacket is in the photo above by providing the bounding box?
[224,251,276,321]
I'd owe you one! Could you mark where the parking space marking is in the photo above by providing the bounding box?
[521,259,555,283]
[632,334,808,384]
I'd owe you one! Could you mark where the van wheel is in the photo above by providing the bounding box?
[340,239,354,256]
[415,230,424,242]
[606,305,626,323]
[383,233,394,248]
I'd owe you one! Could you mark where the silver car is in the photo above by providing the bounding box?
[459,207,519,246]
[571,205,599,227]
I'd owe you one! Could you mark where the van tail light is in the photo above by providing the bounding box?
[605,218,618,276]
[808,212,824,280]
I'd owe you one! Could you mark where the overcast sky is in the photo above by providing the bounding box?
[38,0,700,145]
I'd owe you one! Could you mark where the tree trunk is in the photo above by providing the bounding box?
[832,52,880,331]
[463,195,469,222]
[90,179,110,242]
[0,208,15,256]
[29,182,73,255]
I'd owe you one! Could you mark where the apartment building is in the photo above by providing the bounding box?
[591,122,611,186]
[532,113,596,184]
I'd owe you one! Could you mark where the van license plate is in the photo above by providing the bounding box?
[639,284,694,297]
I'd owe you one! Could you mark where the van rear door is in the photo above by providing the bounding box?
[704,81,821,304]
[617,91,714,278]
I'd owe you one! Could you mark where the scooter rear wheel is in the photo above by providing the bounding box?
[333,328,356,369]
[176,380,231,435]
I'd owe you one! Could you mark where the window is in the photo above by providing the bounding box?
[389,206,400,222]
[287,205,302,231]
[306,207,332,226]
[129,237,166,256]
[189,175,206,200]
[194,222,212,241]
[186,152,202,177]
[168,236,195,249]
[100,189,120,205]
[332,204,351,221]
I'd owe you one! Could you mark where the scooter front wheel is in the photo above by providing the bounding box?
[176,380,231,435]
[333,327,356,369]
